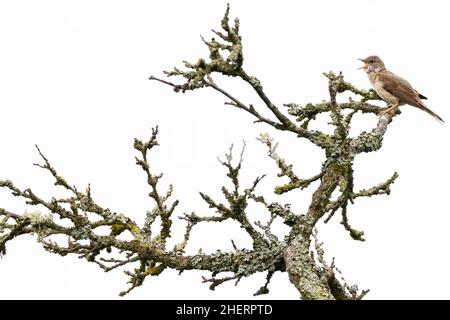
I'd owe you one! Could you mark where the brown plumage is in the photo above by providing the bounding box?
[359,55,444,123]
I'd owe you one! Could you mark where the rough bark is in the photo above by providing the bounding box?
[1,6,402,299]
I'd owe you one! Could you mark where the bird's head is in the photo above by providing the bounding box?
[358,55,386,73]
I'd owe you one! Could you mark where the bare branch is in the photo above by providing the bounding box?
[340,204,365,241]
[254,271,275,296]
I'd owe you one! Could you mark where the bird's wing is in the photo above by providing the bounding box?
[380,71,443,123]
[378,71,421,107]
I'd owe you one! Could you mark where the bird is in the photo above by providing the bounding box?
[358,55,444,123]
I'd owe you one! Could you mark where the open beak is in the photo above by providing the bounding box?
[358,58,367,70]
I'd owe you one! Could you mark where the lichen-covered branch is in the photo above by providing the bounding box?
[189,143,272,249]
[0,130,285,296]
[149,4,332,150]
[0,5,413,300]
[257,133,323,194]
[134,126,179,247]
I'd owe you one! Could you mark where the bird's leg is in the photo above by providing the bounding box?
[379,103,400,117]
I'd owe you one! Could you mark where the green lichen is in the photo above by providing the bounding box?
[110,223,126,236]
[23,210,53,227]
[350,131,383,154]
[247,76,262,90]
[1,6,402,301]
[129,224,144,241]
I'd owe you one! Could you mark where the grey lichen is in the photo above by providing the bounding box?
[23,210,53,227]
[350,130,384,154]
[0,5,410,300]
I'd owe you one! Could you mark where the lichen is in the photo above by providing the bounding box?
[0,5,402,301]
[23,210,53,226]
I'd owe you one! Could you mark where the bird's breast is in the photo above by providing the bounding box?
[368,73,400,105]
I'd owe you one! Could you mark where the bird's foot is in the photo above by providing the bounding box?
[378,109,395,117]
[378,105,400,118]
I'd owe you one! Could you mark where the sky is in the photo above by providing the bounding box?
[0,0,449,299]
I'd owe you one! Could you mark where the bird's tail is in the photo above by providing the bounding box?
[417,102,445,124]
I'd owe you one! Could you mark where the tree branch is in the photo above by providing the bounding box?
[1,5,409,301]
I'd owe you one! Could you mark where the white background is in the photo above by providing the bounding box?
[0,0,449,299]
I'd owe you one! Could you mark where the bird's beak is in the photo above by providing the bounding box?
[358,59,368,70]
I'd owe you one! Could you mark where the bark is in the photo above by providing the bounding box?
[284,113,393,299]
[0,6,401,299]
[284,163,340,299]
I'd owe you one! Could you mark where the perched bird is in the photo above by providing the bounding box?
[359,55,444,123]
